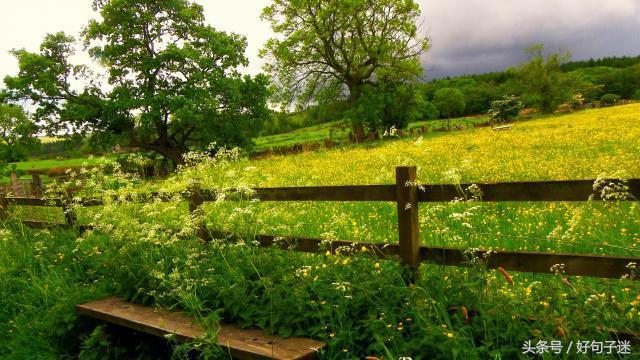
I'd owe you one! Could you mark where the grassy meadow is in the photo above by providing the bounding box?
[252,116,490,151]
[1,104,640,358]
[158,104,640,256]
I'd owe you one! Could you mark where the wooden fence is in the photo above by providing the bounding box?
[1,174,44,197]
[1,166,639,281]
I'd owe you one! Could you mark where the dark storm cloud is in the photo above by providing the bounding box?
[418,0,640,79]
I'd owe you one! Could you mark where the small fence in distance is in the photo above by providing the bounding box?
[1,174,44,198]
[1,166,639,281]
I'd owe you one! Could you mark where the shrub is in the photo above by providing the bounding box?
[46,166,82,178]
[488,95,524,122]
[420,100,440,120]
[432,88,466,130]
[633,89,640,100]
[348,79,425,132]
[600,93,621,106]
[25,168,47,175]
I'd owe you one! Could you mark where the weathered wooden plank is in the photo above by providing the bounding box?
[77,297,325,360]
[78,192,179,207]
[250,185,396,202]
[243,233,401,259]
[420,247,640,279]
[6,197,63,207]
[0,193,8,220]
[21,220,69,229]
[187,183,208,241]
[212,232,639,280]
[31,175,43,197]
[418,179,640,202]
[395,167,420,278]
[57,178,640,206]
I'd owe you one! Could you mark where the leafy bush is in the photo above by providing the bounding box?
[420,100,440,120]
[432,87,466,130]
[488,95,524,122]
[349,79,425,131]
[600,93,621,106]
[433,88,466,120]
[47,166,83,178]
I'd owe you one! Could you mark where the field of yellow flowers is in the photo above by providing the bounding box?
[1,104,639,358]
[157,104,640,256]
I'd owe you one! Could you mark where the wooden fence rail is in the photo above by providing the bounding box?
[1,166,639,281]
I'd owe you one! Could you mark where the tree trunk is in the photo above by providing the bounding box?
[448,116,451,132]
[160,147,185,171]
[132,141,186,172]
[347,82,367,142]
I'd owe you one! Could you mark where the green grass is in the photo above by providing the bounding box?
[252,116,491,152]
[3,156,116,183]
[2,105,640,358]
[253,120,350,151]
[11,157,109,172]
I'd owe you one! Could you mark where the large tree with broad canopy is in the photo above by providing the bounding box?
[260,0,429,130]
[4,0,271,168]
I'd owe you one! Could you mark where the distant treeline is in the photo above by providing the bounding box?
[560,55,640,72]
[262,53,640,136]
[419,55,640,116]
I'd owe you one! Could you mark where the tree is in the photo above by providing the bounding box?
[598,64,640,99]
[4,32,106,136]
[460,81,500,115]
[420,100,439,120]
[348,77,425,132]
[516,44,573,113]
[487,95,524,123]
[432,88,465,131]
[5,0,271,169]
[261,0,429,133]
[0,104,40,162]
[600,93,621,107]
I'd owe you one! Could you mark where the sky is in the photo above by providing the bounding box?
[0,0,639,83]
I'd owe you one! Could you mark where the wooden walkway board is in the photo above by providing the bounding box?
[77,297,325,360]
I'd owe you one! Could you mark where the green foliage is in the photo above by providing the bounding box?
[414,52,640,119]
[4,0,271,168]
[419,76,506,117]
[348,78,426,131]
[487,95,524,123]
[261,0,429,115]
[4,32,105,136]
[600,93,621,106]
[432,88,466,120]
[560,55,640,72]
[420,100,440,120]
[0,104,40,162]
[515,44,574,113]
[634,89,640,100]
[597,64,640,99]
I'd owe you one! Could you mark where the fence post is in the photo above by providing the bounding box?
[31,175,43,197]
[63,190,78,228]
[0,192,8,221]
[10,173,18,195]
[396,166,420,281]
[187,182,208,241]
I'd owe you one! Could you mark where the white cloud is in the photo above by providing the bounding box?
[0,0,272,83]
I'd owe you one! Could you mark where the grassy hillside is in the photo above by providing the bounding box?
[229,104,640,187]
[151,103,640,255]
[252,116,490,151]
